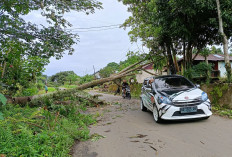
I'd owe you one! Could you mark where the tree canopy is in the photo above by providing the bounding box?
[120,0,232,73]
[0,0,102,94]
[50,71,79,85]
[0,0,102,59]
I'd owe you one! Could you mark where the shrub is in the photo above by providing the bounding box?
[184,62,212,81]
[79,75,94,85]
[36,83,44,90]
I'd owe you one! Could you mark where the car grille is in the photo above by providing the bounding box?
[172,99,202,106]
[172,109,205,116]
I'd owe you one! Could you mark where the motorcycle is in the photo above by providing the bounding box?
[122,85,131,99]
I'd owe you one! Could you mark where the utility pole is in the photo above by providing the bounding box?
[93,65,96,79]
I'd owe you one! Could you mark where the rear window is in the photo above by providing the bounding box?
[154,77,194,91]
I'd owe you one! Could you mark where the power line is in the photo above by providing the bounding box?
[67,24,121,30]
[71,27,120,32]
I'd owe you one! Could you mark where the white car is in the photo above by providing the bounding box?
[140,75,212,123]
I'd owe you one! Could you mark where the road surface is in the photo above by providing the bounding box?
[72,91,232,157]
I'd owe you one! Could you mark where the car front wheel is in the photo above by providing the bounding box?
[153,105,161,123]
[140,98,147,111]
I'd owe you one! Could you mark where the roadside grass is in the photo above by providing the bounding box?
[212,106,232,119]
[38,87,57,95]
[0,90,103,157]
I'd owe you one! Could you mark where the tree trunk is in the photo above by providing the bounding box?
[205,56,208,65]
[205,56,210,79]
[183,41,186,71]
[76,73,135,90]
[142,69,158,76]
[76,61,151,90]
[186,42,192,69]
[1,48,11,79]
[171,44,179,73]
[166,44,176,74]
[117,60,144,75]
[216,0,231,80]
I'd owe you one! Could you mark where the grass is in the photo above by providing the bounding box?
[212,106,232,119]
[38,87,57,95]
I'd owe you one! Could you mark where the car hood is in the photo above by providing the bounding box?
[162,88,203,101]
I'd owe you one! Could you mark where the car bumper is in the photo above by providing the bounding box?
[160,101,212,120]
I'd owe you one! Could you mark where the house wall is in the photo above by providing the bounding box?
[218,62,232,77]
[95,73,101,79]
[136,69,167,83]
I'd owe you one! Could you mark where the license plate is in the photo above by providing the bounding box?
[180,106,197,113]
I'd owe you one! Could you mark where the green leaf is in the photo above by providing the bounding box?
[0,93,7,105]
[0,112,4,120]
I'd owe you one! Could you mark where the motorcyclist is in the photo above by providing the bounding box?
[122,80,129,95]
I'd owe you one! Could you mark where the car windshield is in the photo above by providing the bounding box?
[154,77,194,91]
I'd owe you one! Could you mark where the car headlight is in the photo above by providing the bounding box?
[201,92,208,101]
[158,96,172,105]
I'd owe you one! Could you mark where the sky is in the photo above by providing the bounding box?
[24,0,145,76]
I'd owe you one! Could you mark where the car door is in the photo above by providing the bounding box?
[141,80,148,106]
[142,79,149,109]
[145,79,153,111]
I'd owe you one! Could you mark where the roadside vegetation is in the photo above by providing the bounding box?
[1,0,232,156]
[0,0,103,156]
[0,89,106,156]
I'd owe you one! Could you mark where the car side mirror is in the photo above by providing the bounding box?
[196,84,200,88]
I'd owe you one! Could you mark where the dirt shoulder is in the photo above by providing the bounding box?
[72,91,232,157]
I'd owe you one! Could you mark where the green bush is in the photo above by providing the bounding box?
[130,83,142,98]
[23,86,39,96]
[15,83,39,97]
[79,75,94,85]
[36,83,44,90]
[184,62,212,81]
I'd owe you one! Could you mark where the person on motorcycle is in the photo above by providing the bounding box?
[122,80,129,95]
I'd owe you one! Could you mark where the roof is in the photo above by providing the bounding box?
[143,63,153,70]
[179,54,232,62]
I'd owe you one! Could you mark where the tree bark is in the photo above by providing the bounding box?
[170,43,179,73]
[142,69,158,76]
[183,41,186,70]
[166,44,176,74]
[117,60,144,75]
[76,73,135,90]
[186,42,193,69]
[192,49,201,62]
[216,0,231,80]
[75,61,152,90]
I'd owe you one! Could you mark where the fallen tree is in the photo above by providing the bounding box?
[7,60,154,104]
[76,61,152,90]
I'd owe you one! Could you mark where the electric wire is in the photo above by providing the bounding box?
[66,24,121,30]
[71,26,120,32]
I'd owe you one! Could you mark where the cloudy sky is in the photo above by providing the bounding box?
[25,0,145,76]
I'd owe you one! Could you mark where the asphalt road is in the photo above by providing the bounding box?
[72,91,232,157]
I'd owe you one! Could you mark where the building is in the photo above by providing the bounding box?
[93,71,101,79]
[178,54,232,78]
[136,63,167,83]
